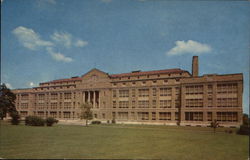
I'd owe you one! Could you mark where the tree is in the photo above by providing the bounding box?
[10,111,20,125]
[80,103,93,126]
[210,119,219,134]
[242,114,249,125]
[0,84,17,120]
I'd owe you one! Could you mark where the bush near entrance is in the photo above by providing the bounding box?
[46,117,58,126]
[25,116,45,126]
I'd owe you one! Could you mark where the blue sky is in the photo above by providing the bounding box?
[1,0,249,114]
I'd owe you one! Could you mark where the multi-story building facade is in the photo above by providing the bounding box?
[12,56,243,127]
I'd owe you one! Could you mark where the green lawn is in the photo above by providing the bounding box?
[0,121,248,159]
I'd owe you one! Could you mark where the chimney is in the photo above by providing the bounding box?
[192,56,199,77]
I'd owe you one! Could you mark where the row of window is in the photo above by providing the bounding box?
[19,111,239,122]
[35,93,76,100]
[112,100,176,108]
[112,78,180,86]
[112,112,178,121]
[113,88,179,98]
[217,83,238,94]
[185,112,238,122]
[34,111,77,119]
[34,85,77,91]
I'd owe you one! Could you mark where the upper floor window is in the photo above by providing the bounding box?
[119,90,129,98]
[160,88,172,96]
[138,89,149,97]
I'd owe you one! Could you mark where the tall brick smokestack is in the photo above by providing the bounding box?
[192,56,199,77]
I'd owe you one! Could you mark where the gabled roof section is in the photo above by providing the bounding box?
[110,68,189,78]
[81,68,109,78]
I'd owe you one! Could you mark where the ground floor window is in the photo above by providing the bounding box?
[185,112,203,121]
[216,112,238,122]
[207,112,212,121]
[50,112,57,118]
[63,112,70,119]
[138,112,149,120]
[175,112,179,120]
[20,111,28,117]
[118,112,128,120]
[159,112,171,120]
[152,112,156,120]
[130,112,136,120]
[112,112,116,119]
[37,111,44,117]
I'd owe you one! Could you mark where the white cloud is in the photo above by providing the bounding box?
[12,26,53,50]
[74,39,88,47]
[1,0,3,3]
[5,83,13,89]
[46,47,73,63]
[101,0,112,3]
[29,82,35,87]
[167,40,212,56]
[51,31,72,48]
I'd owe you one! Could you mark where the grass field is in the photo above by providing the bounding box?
[0,121,248,159]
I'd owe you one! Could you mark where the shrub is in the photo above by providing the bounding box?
[107,120,110,124]
[91,120,101,124]
[237,125,250,135]
[10,112,20,125]
[112,119,116,124]
[25,116,45,126]
[46,117,58,126]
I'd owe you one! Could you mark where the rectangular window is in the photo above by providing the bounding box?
[112,101,116,108]
[175,87,180,95]
[63,112,71,119]
[112,112,116,119]
[185,85,203,95]
[138,89,149,97]
[132,89,136,97]
[217,98,238,107]
[186,99,203,108]
[38,94,45,100]
[175,112,179,120]
[207,112,212,121]
[132,101,136,108]
[51,93,58,100]
[131,112,136,120]
[152,112,156,120]
[185,112,203,121]
[118,112,128,120]
[159,112,171,120]
[20,111,28,117]
[217,83,238,94]
[64,93,72,100]
[217,112,238,122]
[138,100,149,108]
[208,85,213,94]
[51,102,58,109]
[119,101,129,108]
[50,112,57,118]
[21,94,29,100]
[160,88,172,96]
[119,90,129,97]
[152,100,156,108]
[20,103,28,109]
[138,112,149,120]
[159,100,171,108]
[152,88,157,96]
[64,102,71,109]
[112,90,117,98]
[37,111,44,117]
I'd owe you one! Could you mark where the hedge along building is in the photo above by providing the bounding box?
[12,56,243,127]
